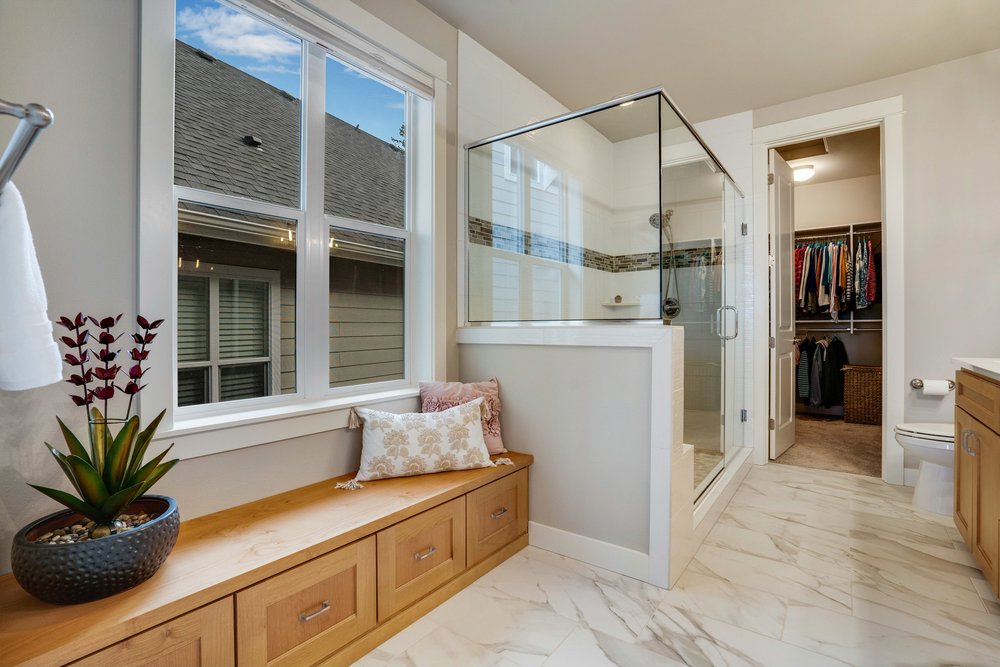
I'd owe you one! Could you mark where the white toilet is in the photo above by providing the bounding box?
[894,423,955,515]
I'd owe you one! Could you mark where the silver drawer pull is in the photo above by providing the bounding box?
[414,545,437,561]
[490,507,509,520]
[299,600,330,622]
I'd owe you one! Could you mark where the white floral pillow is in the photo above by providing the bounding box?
[351,398,494,483]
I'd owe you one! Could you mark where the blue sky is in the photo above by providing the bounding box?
[176,0,405,145]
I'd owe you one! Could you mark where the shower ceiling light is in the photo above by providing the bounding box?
[793,165,815,182]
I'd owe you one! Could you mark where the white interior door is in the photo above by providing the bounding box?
[769,150,795,459]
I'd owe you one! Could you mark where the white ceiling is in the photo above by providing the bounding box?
[417,0,1000,122]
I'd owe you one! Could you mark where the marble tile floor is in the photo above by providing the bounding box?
[354,463,1000,667]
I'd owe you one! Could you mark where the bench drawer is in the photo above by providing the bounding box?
[71,598,234,667]
[957,370,1000,433]
[467,469,528,566]
[377,497,466,620]
[236,537,376,667]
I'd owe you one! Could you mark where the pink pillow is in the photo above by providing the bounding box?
[419,378,506,454]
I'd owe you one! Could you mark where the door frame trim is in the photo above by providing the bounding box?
[751,96,905,485]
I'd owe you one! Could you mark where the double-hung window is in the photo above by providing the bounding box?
[478,144,568,321]
[140,0,444,452]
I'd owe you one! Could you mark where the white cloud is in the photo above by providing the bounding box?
[340,65,369,80]
[177,5,299,62]
[246,64,300,76]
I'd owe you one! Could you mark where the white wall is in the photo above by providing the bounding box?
[755,48,1000,425]
[0,0,440,575]
[462,344,653,552]
[795,174,881,229]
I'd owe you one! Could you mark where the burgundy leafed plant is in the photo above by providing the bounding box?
[58,313,163,421]
[30,314,177,538]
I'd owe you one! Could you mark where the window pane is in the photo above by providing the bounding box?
[491,258,520,320]
[174,0,302,208]
[177,275,209,362]
[219,278,269,359]
[329,227,404,388]
[530,159,562,241]
[325,56,405,228]
[178,367,209,407]
[220,363,269,402]
[177,202,297,405]
[532,265,562,319]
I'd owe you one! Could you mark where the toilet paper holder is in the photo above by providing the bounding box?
[910,378,955,391]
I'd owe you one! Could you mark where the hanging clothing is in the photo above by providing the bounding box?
[855,239,869,309]
[797,337,812,402]
[795,234,878,319]
[809,339,827,407]
[821,337,850,408]
[865,239,877,303]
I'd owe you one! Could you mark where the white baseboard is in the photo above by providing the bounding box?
[528,521,650,582]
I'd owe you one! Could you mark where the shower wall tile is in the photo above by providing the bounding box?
[468,217,721,274]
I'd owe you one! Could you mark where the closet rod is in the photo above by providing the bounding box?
[0,98,54,195]
[795,230,881,243]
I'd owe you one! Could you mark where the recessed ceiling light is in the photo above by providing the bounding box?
[793,165,815,182]
[619,100,635,108]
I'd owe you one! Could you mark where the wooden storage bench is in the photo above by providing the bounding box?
[0,453,532,667]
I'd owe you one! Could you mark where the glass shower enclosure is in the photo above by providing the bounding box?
[465,89,744,499]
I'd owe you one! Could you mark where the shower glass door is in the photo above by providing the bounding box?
[659,97,733,499]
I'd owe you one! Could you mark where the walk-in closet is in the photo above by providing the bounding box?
[771,127,884,476]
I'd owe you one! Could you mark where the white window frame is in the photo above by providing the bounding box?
[138,0,447,458]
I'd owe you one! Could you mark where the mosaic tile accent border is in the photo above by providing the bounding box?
[468,217,721,273]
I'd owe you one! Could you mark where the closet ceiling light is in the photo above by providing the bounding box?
[793,165,815,182]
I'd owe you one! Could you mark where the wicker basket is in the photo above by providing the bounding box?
[843,365,882,425]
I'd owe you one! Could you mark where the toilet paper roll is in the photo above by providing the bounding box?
[921,380,951,396]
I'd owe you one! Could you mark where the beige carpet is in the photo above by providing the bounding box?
[775,415,882,477]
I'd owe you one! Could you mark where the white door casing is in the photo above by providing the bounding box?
[769,150,795,459]
[751,96,904,484]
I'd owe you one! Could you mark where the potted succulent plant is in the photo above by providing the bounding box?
[10,314,181,605]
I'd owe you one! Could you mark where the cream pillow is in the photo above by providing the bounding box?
[349,398,495,485]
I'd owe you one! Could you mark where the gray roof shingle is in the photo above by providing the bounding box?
[174,40,405,228]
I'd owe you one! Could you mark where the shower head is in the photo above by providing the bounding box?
[648,208,674,229]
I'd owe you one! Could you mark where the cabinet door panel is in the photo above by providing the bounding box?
[970,418,1000,593]
[71,598,234,667]
[955,408,976,545]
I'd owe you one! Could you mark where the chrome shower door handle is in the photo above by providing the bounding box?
[721,305,739,340]
[714,307,722,338]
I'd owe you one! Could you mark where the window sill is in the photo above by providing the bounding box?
[153,387,421,460]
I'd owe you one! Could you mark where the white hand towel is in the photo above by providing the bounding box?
[0,182,62,390]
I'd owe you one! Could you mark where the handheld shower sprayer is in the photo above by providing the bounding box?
[651,209,681,319]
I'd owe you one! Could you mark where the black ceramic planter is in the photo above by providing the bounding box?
[10,496,180,605]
